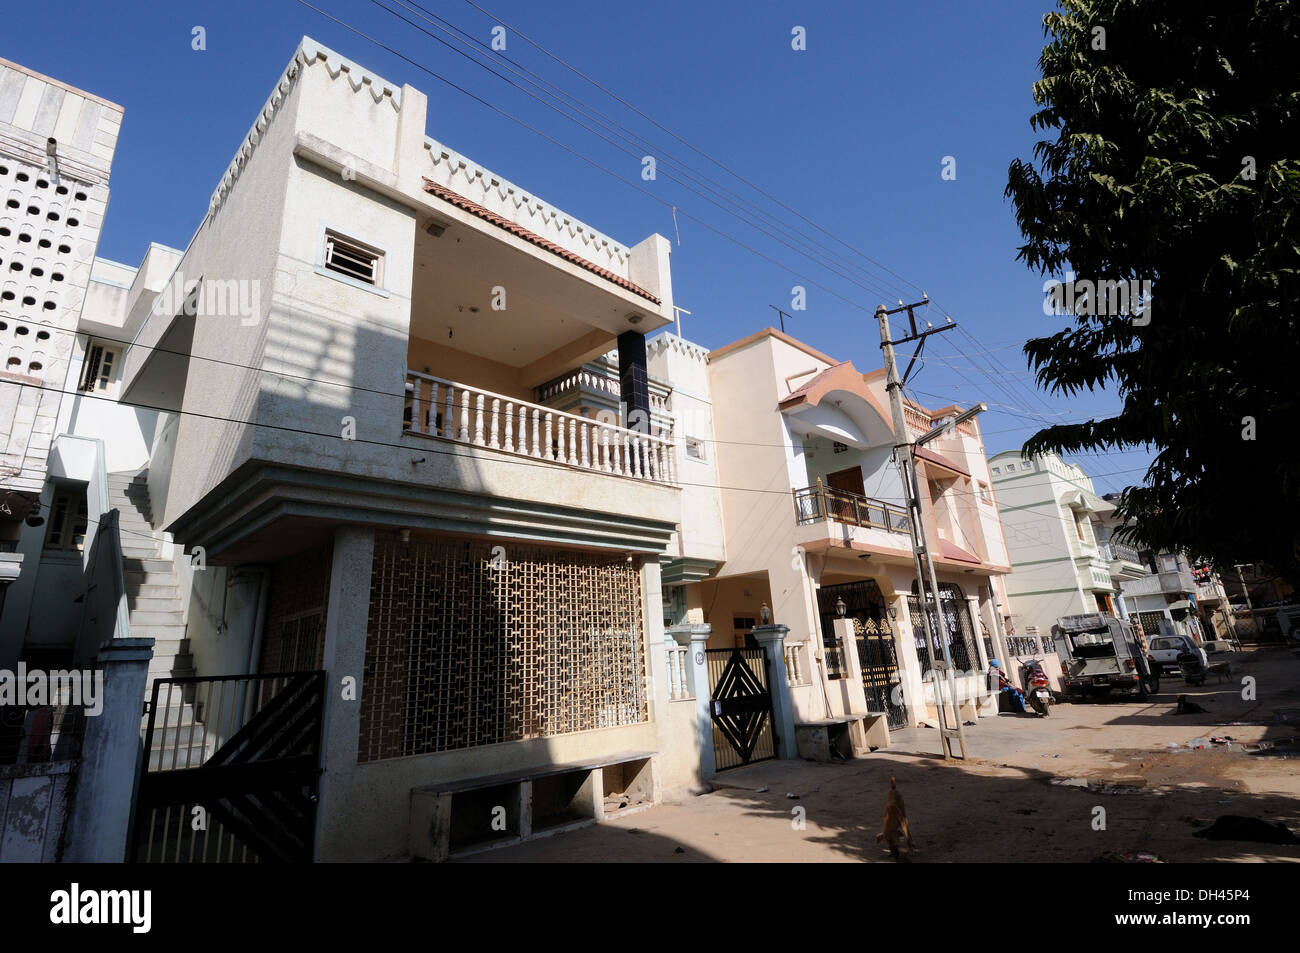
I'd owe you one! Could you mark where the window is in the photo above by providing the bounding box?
[1074,510,1087,542]
[991,466,1001,475]
[977,481,992,503]
[684,436,705,461]
[79,342,119,393]
[44,488,88,552]
[322,229,383,286]
[1006,463,1015,472]
[832,441,848,454]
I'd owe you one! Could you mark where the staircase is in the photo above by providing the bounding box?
[109,469,210,769]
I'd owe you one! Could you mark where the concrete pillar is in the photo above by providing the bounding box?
[752,623,797,759]
[639,556,668,803]
[832,616,870,713]
[313,525,375,863]
[64,636,154,862]
[670,624,715,781]
[890,591,924,727]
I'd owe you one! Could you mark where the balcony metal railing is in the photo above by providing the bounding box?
[792,483,911,534]
[404,371,677,487]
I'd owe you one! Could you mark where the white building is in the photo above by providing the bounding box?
[0,56,124,656]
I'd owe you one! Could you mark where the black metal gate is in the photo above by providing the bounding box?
[819,580,908,729]
[706,648,776,770]
[131,671,326,863]
[909,583,981,675]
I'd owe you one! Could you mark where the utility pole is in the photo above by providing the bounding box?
[876,296,968,760]
[1234,563,1255,644]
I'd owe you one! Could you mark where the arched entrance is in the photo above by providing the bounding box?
[817,580,908,729]
[908,581,980,673]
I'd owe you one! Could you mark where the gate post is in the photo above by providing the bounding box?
[64,636,155,862]
[752,624,797,759]
[672,625,716,781]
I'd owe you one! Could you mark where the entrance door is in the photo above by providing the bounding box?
[706,647,776,770]
[826,466,865,496]
[818,580,908,729]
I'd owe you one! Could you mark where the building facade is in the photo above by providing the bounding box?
[688,328,1014,743]
[0,57,123,629]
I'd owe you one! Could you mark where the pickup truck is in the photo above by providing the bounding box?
[1053,612,1160,701]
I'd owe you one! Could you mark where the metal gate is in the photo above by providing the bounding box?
[131,671,326,863]
[909,584,980,675]
[706,648,776,770]
[819,580,908,729]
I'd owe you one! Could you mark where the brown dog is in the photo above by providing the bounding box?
[876,776,913,861]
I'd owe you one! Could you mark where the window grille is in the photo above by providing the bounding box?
[359,534,647,762]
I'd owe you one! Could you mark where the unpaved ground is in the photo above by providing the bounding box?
[462,646,1300,863]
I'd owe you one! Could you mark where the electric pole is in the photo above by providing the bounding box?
[876,297,968,760]
[1234,563,1255,644]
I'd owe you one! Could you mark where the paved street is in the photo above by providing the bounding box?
[463,647,1300,863]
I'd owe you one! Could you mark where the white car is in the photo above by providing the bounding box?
[1147,635,1209,674]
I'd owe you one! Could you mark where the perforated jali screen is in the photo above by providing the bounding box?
[359,533,647,762]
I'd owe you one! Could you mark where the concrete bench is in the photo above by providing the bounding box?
[409,750,654,861]
[795,713,891,762]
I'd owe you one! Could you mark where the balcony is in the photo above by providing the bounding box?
[792,484,911,535]
[1120,568,1196,599]
[405,371,677,487]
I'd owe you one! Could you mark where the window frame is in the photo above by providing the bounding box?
[43,486,88,553]
[315,225,390,298]
[79,340,122,396]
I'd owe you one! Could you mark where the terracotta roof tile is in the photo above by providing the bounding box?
[421,178,660,305]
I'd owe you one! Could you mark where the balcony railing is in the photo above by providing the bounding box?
[1103,540,1143,564]
[404,371,677,487]
[793,483,911,534]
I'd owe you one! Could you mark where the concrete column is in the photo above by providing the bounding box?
[64,636,155,862]
[313,525,375,863]
[639,556,667,803]
[678,626,716,780]
[890,592,925,727]
[832,617,870,714]
[752,623,797,759]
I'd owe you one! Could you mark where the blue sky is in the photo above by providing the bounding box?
[3,0,1153,493]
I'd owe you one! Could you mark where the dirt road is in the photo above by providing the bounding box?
[461,646,1300,863]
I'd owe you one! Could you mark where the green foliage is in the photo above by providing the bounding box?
[1006,0,1300,583]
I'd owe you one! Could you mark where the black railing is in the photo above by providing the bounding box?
[793,484,911,534]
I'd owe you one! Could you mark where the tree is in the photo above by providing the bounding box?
[1005,0,1300,585]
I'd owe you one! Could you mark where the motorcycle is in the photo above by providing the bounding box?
[1019,658,1053,716]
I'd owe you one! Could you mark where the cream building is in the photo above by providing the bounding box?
[683,328,1015,752]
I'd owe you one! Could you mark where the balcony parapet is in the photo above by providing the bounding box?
[405,371,677,487]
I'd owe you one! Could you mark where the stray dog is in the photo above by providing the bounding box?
[876,776,913,861]
[1175,695,1207,715]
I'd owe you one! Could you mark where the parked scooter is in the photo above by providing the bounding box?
[1020,658,1053,716]
[1176,651,1207,687]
